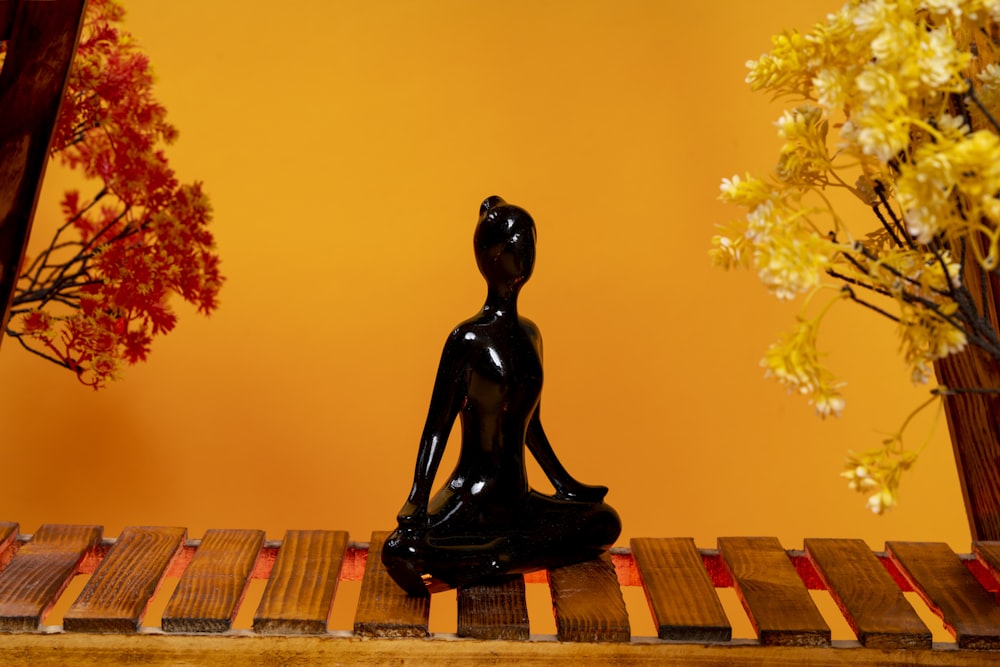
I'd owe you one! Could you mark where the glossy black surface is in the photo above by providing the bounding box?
[382,196,622,596]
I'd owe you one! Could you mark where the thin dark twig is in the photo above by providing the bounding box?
[965,78,1000,134]
[29,205,136,310]
[874,181,916,250]
[837,247,1000,357]
[827,268,893,298]
[841,285,901,321]
[4,333,72,370]
[872,203,906,249]
[927,243,960,298]
[850,242,925,290]
[22,188,106,292]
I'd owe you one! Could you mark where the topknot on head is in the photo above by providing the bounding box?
[480,195,506,219]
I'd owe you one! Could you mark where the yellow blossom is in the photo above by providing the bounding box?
[709,231,745,270]
[746,30,815,94]
[761,306,846,417]
[841,401,929,515]
[897,303,968,383]
[774,105,832,184]
[718,173,772,208]
[744,200,837,300]
[897,129,1000,243]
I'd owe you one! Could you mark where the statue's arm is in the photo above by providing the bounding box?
[526,407,608,502]
[397,332,466,527]
[521,320,607,502]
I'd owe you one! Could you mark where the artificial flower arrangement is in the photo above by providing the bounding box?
[0,0,222,388]
[712,0,1000,514]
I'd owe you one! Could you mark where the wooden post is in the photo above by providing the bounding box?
[934,252,1000,541]
[935,347,1000,541]
[0,0,87,344]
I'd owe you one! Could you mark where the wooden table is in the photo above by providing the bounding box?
[0,522,998,665]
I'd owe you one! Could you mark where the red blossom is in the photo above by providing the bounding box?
[5,0,223,388]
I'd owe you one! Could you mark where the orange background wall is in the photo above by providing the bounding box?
[0,1,970,556]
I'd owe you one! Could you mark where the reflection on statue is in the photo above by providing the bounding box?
[382,196,622,596]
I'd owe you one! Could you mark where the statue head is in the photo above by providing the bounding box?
[474,196,536,295]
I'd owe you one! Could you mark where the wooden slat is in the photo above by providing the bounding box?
[889,541,1000,649]
[353,531,429,638]
[548,553,630,643]
[0,0,87,336]
[972,540,1000,598]
[718,536,830,647]
[805,538,930,649]
[63,526,186,633]
[631,537,731,642]
[253,529,348,635]
[0,521,18,571]
[161,529,264,633]
[456,575,529,640]
[0,524,101,631]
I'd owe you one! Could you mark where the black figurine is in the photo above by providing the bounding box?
[382,196,622,596]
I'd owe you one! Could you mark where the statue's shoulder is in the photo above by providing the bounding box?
[518,316,541,341]
[445,319,483,347]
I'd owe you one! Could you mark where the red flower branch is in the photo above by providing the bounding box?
[2,0,223,388]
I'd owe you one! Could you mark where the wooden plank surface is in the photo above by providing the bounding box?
[353,531,429,638]
[632,537,731,642]
[805,538,930,649]
[456,575,529,640]
[0,0,87,336]
[718,536,830,647]
[548,553,630,643]
[888,541,1000,649]
[161,529,264,633]
[252,529,348,635]
[63,526,186,633]
[0,523,101,631]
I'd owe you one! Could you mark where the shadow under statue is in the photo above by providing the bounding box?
[382,196,622,596]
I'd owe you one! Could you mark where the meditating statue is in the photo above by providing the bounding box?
[382,195,622,596]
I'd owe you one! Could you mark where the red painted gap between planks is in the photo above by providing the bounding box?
[964,554,1000,599]
[0,523,20,575]
[251,541,279,579]
[611,548,641,587]
[21,528,1000,598]
[341,544,368,581]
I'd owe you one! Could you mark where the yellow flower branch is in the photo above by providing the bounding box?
[713,0,1000,514]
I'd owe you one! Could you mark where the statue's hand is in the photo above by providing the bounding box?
[555,481,609,503]
[396,500,429,529]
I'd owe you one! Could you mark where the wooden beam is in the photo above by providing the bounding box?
[0,1,17,41]
[0,0,86,342]
[0,632,994,667]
